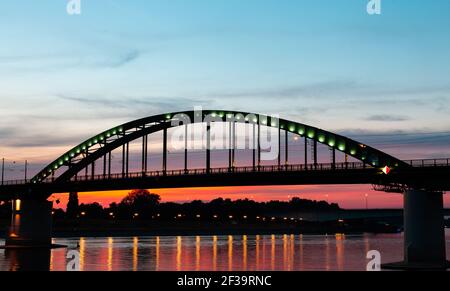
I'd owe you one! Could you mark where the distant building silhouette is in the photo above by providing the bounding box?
[66,192,79,219]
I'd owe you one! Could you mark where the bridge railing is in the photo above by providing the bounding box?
[2,158,449,186]
[404,158,450,167]
[68,162,369,183]
[0,179,30,186]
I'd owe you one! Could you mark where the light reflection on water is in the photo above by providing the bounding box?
[1,232,449,271]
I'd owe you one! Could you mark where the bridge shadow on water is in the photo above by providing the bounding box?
[1,248,51,271]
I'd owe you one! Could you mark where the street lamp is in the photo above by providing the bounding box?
[365,193,369,210]
[1,158,4,185]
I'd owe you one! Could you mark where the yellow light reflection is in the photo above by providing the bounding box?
[80,237,85,271]
[255,235,260,270]
[212,236,217,271]
[271,234,276,271]
[155,236,160,271]
[335,234,345,271]
[228,235,233,271]
[283,234,288,270]
[133,237,138,271]
[176,236,182,271]
[195,236,201,271]
[107,237,113,271]
[242,235,247,271]
[50,247,54,271]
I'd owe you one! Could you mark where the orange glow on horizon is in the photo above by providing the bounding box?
[47,184,438,210]
[49,185,450,210]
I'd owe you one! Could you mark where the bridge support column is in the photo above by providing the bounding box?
[383,189,449,270]
[206,122,211,174]
[5,199,53,248]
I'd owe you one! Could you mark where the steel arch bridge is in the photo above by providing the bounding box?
[1,109,450,199]
[32,109,409,182]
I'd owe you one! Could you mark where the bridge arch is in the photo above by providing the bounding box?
[31,110,410,184]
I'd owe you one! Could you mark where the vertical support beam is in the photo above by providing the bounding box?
[313,140,318,169]
[206,122,211,174]
[103,153,107,178]
[228,121,232,172]
[285,131,289,166]
[304,136,308,169]
[142,135,146,173]
[122,144,125,178]
[1,158,4,186]
[91,161,95,179]
[184,124,188,173]
[332,147,336,169]
[278,125,281,168]
[108,151,112,178]
[85,150,89,177]
[252,123,256,171]
[163,127,167,175]
[126,142,129,177]
[232,121,236,169]
[144,135,148,173]
[257,122,261,170]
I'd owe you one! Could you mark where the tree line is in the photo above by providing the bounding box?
[55,189,340,221]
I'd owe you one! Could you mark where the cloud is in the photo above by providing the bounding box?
[46,93,219,127]
[364,115,410,122]
[0,49,142,72]
[2,135,88,148]
[0,121,90,148]
[205,81,450,106]
[0,127,15,138]
[339,129,450,158]
[56,94,214,113]
[103,49,140,68]
[210,80,358,100]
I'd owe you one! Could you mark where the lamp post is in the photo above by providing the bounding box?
[1,158,4,185]
[365,193,369,210]
[24,160,28,181]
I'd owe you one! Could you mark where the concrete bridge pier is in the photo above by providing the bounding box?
[384,189,449,270]
[4,199,53,248]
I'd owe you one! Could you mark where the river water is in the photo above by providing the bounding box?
[1,231,449,271]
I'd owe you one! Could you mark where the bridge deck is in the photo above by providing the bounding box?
[1,160,449,200]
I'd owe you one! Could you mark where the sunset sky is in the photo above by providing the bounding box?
[1,1,450,209]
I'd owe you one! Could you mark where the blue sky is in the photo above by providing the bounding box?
[1,0,450,175]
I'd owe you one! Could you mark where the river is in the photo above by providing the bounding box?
[1,231,449,271]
